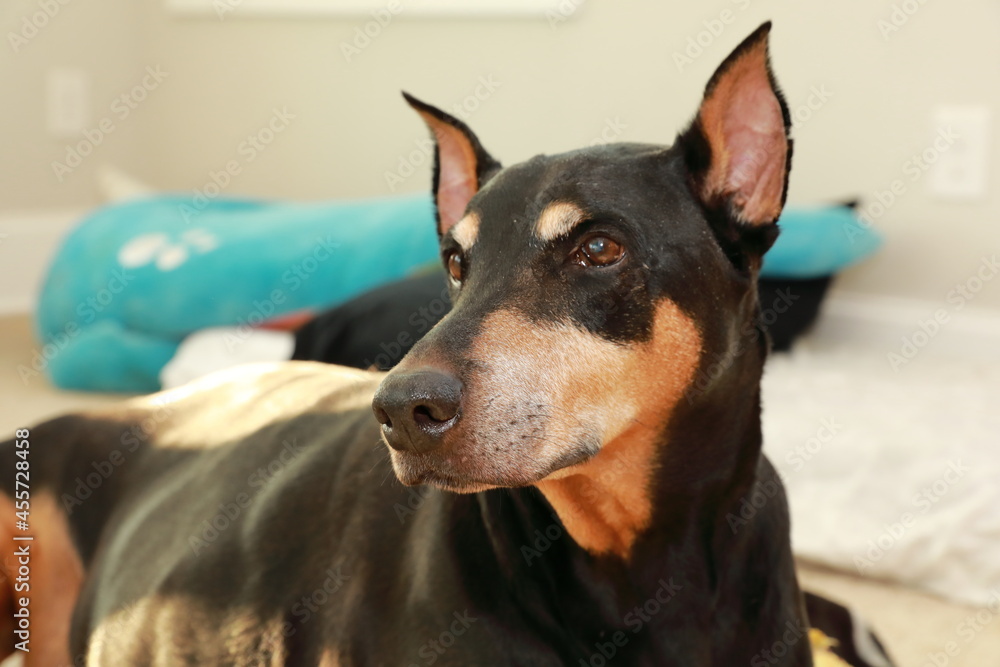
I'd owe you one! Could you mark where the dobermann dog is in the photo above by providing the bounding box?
[0,23,894,666]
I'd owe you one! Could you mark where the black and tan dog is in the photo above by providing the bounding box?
[1,24,893,666]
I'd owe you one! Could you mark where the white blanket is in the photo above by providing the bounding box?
[762,341,1000,607]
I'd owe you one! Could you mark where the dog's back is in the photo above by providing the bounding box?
[0,362,386,664]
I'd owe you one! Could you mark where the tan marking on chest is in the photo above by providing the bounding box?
[534,201,588,242]
[533,299,702,559]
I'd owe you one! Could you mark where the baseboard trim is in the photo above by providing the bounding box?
[0,208,86,316]
[814,290,1000,362]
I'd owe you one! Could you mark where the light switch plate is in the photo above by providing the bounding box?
[928,105,991,200]
[46,68,90,138]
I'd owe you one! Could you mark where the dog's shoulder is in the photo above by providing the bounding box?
[114,361,383,451]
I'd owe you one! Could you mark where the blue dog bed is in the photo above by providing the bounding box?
[33,195,879,393]
[35,194,440,392]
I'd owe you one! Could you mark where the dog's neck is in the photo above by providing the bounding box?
[465,377,775,617]
[532,316,770,562]
[462,335,796,660]
[533,422,661,559]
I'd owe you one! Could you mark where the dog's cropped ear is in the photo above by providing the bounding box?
[677,22,792,265]
[403,92,501,237]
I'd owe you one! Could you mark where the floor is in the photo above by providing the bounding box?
[0,316,126,431]
[2,315,999,666]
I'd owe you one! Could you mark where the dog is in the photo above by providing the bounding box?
[0,23,894,666]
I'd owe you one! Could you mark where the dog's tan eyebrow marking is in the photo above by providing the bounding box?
[450,213,480,250]
[534,202,587,242]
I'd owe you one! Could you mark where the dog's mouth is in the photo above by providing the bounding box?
[414,471,496,494]
[389,452,498,493]
[387,433,601,494]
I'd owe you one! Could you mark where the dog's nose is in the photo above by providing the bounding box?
[372,370,462,453]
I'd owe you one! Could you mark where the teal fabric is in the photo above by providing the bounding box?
[36,194,440,392]
[34,195,879,393]
[762,205,882,279]
[46,321,179,393]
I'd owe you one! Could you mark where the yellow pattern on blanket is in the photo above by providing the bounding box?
[810,629,853,667]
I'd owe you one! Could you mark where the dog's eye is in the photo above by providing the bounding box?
[574,235,625,267]
[446,251,464,283]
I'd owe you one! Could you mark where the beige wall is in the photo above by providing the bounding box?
[1,0,146,207]
[3,0,999,309]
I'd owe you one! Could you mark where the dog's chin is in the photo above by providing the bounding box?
[389,453,499,494]
[388,438,599,493]
[420,474,496,494]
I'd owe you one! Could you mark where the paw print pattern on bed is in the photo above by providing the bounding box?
[34,193,440,391]
[118,229,220,271]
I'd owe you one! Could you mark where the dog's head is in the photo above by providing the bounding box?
[373,25,790,513]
